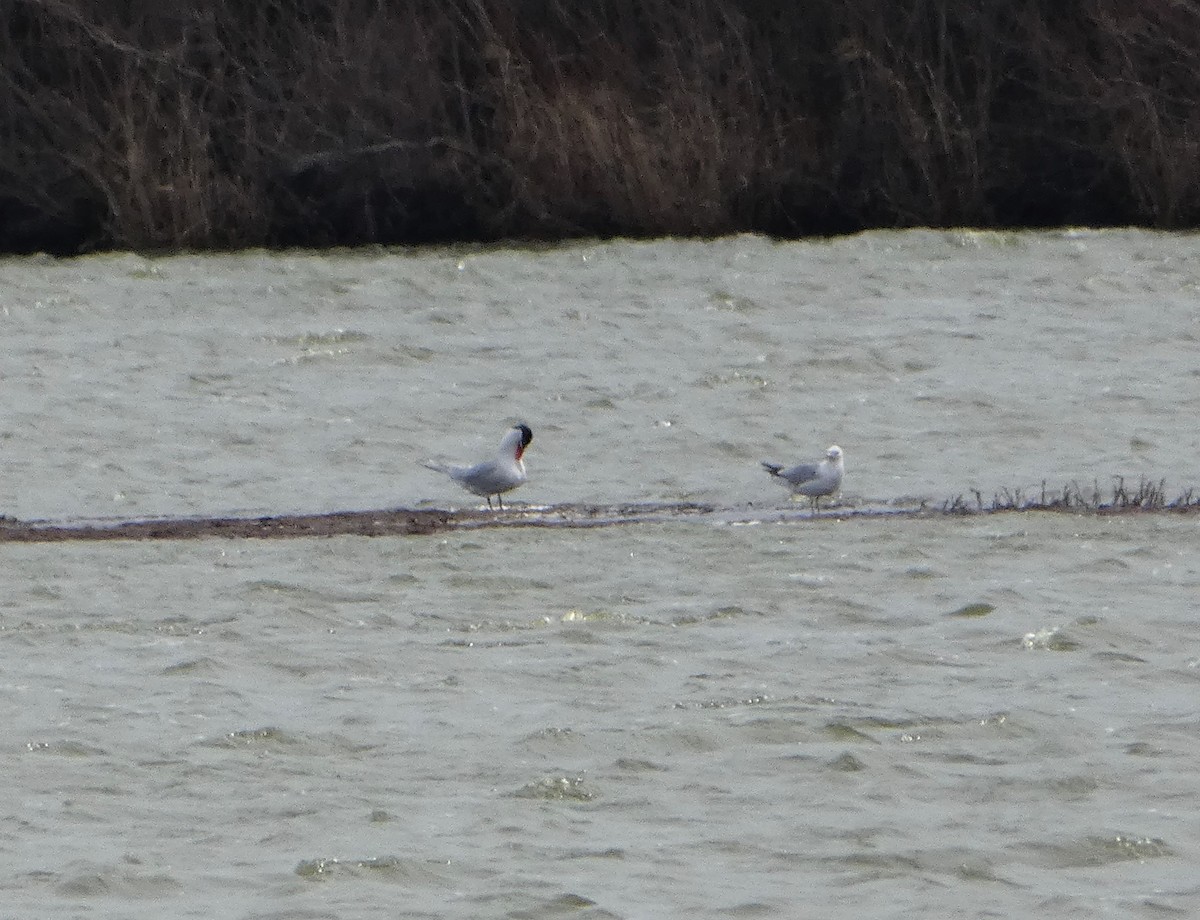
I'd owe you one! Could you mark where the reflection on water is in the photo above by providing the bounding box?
[2,231,1199,918]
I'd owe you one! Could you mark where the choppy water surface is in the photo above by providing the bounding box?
[2,230,1199,917]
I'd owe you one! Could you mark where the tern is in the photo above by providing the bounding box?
[422,423,533,509]
[761,444,844,512]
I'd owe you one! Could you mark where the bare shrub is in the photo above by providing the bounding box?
[3,0,1200,251]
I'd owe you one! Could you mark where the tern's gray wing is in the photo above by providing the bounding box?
[422,459,491,495]
[451,459,525,497]
[447,460,492,492]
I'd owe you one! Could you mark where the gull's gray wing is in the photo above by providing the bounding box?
[776,462,820,486]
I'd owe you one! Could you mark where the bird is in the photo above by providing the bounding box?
[761,445,844,512]
[422,423,533,509]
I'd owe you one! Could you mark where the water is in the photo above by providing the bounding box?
[2,230,1199,917]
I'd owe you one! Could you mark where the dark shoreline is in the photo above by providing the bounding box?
[5,2,1200,255]
[2,496,1196,543]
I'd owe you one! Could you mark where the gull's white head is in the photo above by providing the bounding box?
[826,445,843,462]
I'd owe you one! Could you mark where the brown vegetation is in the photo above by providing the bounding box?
[943,477,1196,514]
[3,0,1200,253]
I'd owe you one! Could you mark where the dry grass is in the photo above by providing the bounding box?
[943,478,1198,515]
[4,0,1200,252]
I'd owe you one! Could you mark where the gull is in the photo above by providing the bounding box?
[422,423,533,509]
[761,445,844,512]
